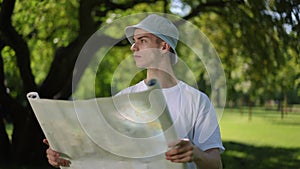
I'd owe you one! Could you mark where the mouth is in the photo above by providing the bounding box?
[134,55,141,59]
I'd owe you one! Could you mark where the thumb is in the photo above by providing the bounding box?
[168,138,190,148]
[43,139,49,146]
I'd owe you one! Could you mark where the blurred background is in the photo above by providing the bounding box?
[0,0,299,168]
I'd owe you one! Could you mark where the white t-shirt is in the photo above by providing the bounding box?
[118,80,225,168]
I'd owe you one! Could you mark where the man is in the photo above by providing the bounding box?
[44,14,224,169]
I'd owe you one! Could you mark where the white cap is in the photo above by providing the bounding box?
[125,14,179,64]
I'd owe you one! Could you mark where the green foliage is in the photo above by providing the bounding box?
[95,46,135,97]
[2,0,300,102]
[187,1,300,104]
[175,41,207,90]
[12,0,79,85]
[1,46,22,99]
[5,0,299,104]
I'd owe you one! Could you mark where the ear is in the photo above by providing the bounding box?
[160,42,171,54]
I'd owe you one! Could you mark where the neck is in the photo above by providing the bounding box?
[145,67,178,88]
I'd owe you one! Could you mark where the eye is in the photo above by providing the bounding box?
[140,39,146,43]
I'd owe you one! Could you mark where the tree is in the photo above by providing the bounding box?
[192,0,300,110]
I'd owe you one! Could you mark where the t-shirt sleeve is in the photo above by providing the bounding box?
[192,93,225,153]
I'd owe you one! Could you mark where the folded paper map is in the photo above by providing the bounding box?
[27,80,186,169]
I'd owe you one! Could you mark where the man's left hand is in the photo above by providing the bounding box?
[165,138,199,163]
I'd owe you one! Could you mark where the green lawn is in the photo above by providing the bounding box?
[220,107,300,169]
[220,107,300,148]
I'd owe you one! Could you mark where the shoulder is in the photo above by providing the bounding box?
[178,81,210,102]
[177,81,214,115]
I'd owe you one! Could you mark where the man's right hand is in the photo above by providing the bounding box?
[43,139,71,168]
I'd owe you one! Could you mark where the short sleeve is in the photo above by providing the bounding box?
[192,93,225,152]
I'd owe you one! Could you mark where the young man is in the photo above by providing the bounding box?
[44,14,224,169]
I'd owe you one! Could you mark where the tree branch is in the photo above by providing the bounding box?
[39,0,101,99]
[103,0,158,10]
[0,43,6,95]
[184,0,245,20]
[0,0,37,93]
[0,0,15,27]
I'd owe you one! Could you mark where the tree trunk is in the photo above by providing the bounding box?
[239,96,244,116]
[283,93,288,116]
[6,99,48,166]
[248,99,252,121]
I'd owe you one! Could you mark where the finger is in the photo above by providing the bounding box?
[166,150,193,162]
[44,142,71,168]
[57,158,71,167]
[165,145,193,157]
[46,151,58,161]
[43,139,49,146]
[48,157,70,168]
[166,142,193,156]
[170,153,193,163]
[176,138,190,147]
[168,138,190,147]
[48,159,60,168]
[46,152,59,165]
[47,151,70,167]
[46,153,60,168]
[46,148,59,156]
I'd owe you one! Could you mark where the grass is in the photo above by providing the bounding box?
[3,107,300,169]
[219,107,300,169]
[222,141,300,169]
[220,107,300,148]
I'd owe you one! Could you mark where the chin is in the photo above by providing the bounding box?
[136,65,146,69]
[135,63,147,69]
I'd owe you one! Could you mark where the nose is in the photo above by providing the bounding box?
[130,43,138,52]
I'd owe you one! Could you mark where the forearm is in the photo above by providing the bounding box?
[193,147,222,169]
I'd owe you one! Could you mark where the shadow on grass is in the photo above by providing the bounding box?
[1,141,299,169]
[222,141,300,169]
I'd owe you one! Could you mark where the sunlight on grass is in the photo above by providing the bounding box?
[226,150,248,158]
[220,108,300,148]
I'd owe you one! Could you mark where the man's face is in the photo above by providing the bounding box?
[130,29,164,68]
